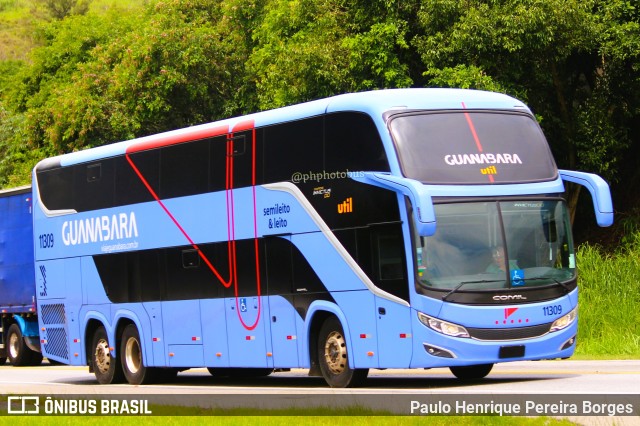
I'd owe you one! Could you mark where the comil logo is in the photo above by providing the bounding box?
[8,396,40,414]
[337,197,353,214]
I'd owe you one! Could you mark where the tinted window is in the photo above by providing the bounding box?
[74,160,115,211]
[37,167,74,211]
[160,139,209,199]
[118,150,160,204]
[264,117,324,183]
[325,112,390,172]
[389,111,557,184]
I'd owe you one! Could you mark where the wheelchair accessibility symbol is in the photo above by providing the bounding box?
[239,298,247,312]
[511,269,525,287]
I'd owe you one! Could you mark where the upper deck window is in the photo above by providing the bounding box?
[388,111,557,185]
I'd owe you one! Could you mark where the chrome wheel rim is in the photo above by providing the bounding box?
[323,330,347,375]
[94,339,111,374]
[125,337,141,374]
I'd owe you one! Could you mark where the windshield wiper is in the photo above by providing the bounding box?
[516,276,572,294]
[442,279,504,302]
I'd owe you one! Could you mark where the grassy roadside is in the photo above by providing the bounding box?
[575,233,640,358]
[4,414,577,425]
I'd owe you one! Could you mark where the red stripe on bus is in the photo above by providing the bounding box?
[461,102,483,153]
[125,153,233,288]
[125,123,263,331]
[231,119,255,133]
[126,125,228,154]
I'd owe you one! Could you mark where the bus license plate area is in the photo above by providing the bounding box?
[499,345,525,359]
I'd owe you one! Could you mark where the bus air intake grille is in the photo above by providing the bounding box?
[467,323,552,341]
[40,303,66,325]
[44,327,69,360]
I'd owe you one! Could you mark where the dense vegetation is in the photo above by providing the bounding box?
[0,0,638,355]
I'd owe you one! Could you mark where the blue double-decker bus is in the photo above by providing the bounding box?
[32,88,613,387]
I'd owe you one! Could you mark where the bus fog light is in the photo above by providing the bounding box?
[560,335,576,350]
[418,312,470,338]
[423,343,456,358]
[550,307,577,332]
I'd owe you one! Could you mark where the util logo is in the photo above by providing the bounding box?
[337,197,353,214]
[481,165,498,175]
[496,307,530,325]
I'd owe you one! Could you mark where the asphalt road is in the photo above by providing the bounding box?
[0,359,638,394]
[0,360,638,424]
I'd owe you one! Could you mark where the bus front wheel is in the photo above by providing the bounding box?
[450,363,494,380]
[120,324,156,385]
[91,326,124,384]
[317,317,368,388]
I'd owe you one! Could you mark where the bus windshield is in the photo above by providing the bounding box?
[389,111,557,184]
[415,200,575,291]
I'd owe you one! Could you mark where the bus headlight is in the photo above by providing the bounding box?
[418,312,470,338]
[550,307,578,332]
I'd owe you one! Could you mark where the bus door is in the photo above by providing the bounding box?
[223,122,271,368]
[264,236,300,367]
[370,224,413,368]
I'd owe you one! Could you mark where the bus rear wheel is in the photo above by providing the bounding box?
[450,363,494,380]
[317,317,368,388]
[91,326,124,384]
[120,324,156,385]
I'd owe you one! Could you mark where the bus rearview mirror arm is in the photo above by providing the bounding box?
[559,170,614,227]
[354,172,437,236]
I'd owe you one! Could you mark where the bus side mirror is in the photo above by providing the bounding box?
[559,170,614,227]
[354,173,437,236]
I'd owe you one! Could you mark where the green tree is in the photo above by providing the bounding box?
[249,0,414,109]
[44,0,91,19]
[413,0,638,221]
[7,0,252,155]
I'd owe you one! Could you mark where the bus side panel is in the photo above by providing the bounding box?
[142,301,165,366]
[266,295,300,367]
[331,291,378,369]
[36,259,74,364]
[201,298,230,368]
[80,257,110,305]
[161,300,204,367]
[224,297,270,367]
[375,297,413,368]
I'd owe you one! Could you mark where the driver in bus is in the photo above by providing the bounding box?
[486,246,519,273]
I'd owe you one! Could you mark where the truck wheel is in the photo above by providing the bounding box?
[91,326,124,384]
[7,324,36,366]
[317,317,368,388]
[450,363,494,380]
[120,324,156,385]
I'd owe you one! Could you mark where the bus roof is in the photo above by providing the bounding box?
[37,88,531,169]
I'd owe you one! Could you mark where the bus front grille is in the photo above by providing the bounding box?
[467,323,552,341]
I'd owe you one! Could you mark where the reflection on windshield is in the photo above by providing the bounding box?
[416,200,575,291]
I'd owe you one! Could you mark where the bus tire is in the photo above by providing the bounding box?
[91,326,124,384]
[120,324,156,385]
[7,324,36,366]
[450,363,494,380]
[317,317,368,388]
[0,357,6,365]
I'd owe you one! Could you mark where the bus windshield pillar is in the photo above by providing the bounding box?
[355,172,436,236]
